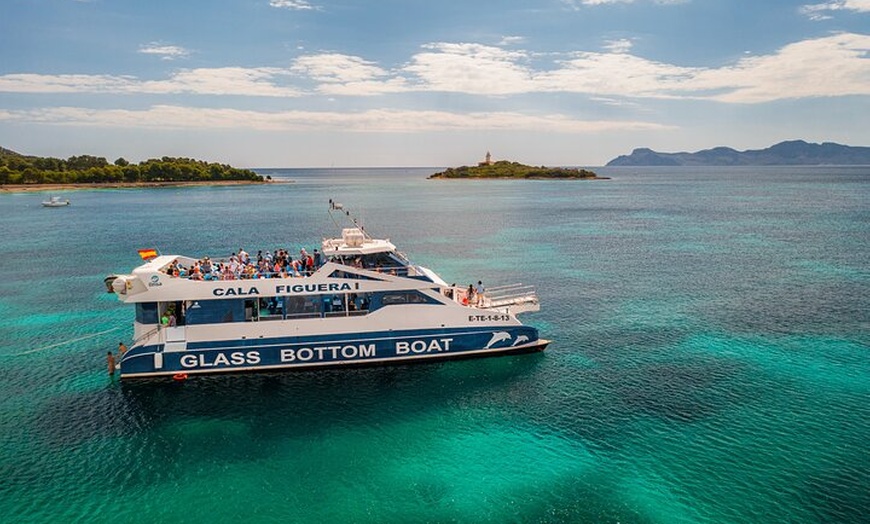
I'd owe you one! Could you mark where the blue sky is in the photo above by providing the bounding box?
[0,0,868,167]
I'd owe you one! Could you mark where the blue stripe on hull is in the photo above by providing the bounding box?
[120,326,543,378]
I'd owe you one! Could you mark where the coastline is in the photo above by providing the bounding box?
[0,180,282,193]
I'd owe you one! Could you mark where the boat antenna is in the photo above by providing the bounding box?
[328,199,372,239]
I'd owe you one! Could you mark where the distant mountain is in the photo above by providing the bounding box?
[606,140,870,166]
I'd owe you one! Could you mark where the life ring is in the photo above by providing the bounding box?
[173,373,188,381]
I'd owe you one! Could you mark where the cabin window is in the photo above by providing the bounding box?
[259,298,283,320]
[323,294,345,317]
[284,295,321,318]
[327,269,385,281]
[380,291,435,306]
[135,302,159,324]
[185,299,245,325]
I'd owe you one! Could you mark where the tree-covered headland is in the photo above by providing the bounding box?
[0,147,263,185]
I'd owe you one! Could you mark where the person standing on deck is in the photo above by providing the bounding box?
[475,280,485,306]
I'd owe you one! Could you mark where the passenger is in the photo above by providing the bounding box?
[475,280,485,305]
[313,249,322,267]
[118,342,127,356]
[168,311,177,327]
[161,312,170,326]
[107,351,115,376]
[467,284,475,306]
[302,254,310,274]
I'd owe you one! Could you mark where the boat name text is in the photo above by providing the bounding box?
[281,343,376,362]
[396,338,453,354]
[275,283,359,294]
[176,338,456,369]
[180,351,261,368]
[213,287,260,296]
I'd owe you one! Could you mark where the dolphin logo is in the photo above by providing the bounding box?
[514,335,529,345]
[485,331,512,349]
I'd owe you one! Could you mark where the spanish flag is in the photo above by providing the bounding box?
[137,248,159,261]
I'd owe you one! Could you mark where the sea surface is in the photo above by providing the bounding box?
[0,166,867,523]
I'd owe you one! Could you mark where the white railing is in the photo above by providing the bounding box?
[485,284,539,309]
[445,283,540,314]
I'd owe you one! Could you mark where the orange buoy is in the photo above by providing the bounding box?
[173,373,188,381]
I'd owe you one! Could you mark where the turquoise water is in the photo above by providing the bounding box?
[1,167,867,523]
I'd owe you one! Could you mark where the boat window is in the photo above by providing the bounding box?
[185,299,245,325]
[352,292,371,315]
[135,302,158,324]
[323,294,345,317]
[259,298,283,321]
[379,291,437,306]
[284,295,321,319]
[361,253,408,274]
[327,269,385,281]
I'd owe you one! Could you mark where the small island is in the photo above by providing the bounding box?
[429,152,602,180]
[0,146,265,191]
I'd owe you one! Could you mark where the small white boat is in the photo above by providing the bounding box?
[42,196,70,207]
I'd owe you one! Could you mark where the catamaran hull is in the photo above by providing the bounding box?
[120,326,548,378]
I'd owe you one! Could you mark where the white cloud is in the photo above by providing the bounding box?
[687,33,870,103]
[0,105,670,134]
[0,74,138,94]
[602,38,634,53]
[290,54,387,83]
[0,68,302,97]
[801,1,870,20]
[499,36,527,46]
[403,43,534,95]
[143,67,303,96]
[1,33,867,103]
[269,0,317,10]
[289,53,409,95]
[400,33,870,103]
[534,50,698,98]
[138,42,190,60]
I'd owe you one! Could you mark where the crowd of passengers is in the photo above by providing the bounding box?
[164,247,325,280]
